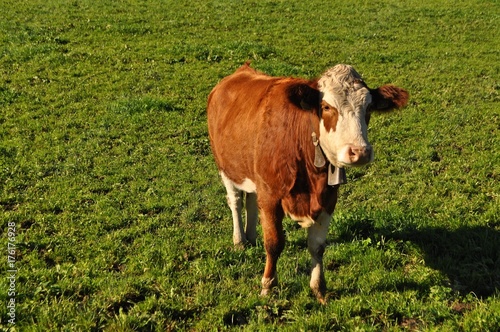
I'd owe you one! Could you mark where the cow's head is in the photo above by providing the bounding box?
[316,64,408,167]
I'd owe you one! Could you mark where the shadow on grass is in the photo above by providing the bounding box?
[335,218,500,297]
[397,225,499,297]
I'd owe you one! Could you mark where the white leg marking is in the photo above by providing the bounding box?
[235,178,257,193]
[307,211,331,302]
[245,192,258,245]
[220,172,245,246]
[289,213,315,228]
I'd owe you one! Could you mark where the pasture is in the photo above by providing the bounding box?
[1,0,499,330]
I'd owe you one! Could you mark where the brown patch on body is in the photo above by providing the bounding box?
[321,100,339,132]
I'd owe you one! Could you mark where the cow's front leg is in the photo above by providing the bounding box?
[307,211,331,304]
[259,201,285,296]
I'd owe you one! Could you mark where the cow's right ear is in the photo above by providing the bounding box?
[370,85,409,111]
[287,83,321,111]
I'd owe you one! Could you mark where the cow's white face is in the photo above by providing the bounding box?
[317,64,374,167]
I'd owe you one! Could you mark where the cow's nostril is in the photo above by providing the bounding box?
[348,146,371,164]
[348,147,359,162]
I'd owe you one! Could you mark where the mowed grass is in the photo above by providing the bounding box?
[0,0,499,330]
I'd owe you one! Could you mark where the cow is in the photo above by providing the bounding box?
[207,62,408,303]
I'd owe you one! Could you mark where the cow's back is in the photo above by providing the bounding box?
[207,63,280,184]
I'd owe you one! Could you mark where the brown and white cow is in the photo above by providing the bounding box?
[207,62,408,303]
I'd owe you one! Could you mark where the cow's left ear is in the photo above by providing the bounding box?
[370,85,409,111]
[287,83,321,111]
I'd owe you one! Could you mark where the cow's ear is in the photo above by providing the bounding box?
[370,85,409,111]
[287,83,321,111]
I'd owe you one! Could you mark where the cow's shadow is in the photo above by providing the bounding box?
[333,217,500,297]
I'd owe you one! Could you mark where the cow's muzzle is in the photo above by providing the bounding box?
[341,145,373,166]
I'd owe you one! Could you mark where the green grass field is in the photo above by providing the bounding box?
[1,0,499,330]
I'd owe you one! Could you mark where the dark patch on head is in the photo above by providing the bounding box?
[321,100,339,132]
[287,82,321,113]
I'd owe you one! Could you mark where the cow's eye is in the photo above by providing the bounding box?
[321,101,337,115]
[323,104,336,113]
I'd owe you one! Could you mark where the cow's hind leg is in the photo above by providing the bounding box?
[220,172,245,247]
[245,192,258,246]
[307,211,331,304]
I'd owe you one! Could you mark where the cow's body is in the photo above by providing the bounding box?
[207,62,408,303]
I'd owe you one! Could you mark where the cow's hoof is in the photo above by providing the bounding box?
[234,238,258,250]
[260,288,271,296]
[261,276,277,291]
[260,276,278,297]
[312,288,327,305]
[233,242,246,250]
